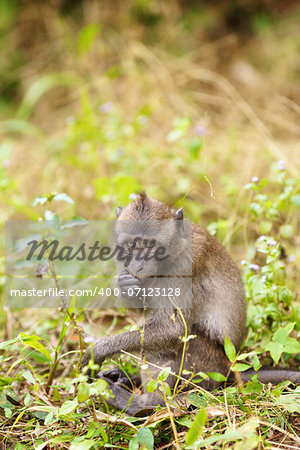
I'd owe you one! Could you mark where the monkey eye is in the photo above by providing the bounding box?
[144,239,156,248]
[126,240,136,248]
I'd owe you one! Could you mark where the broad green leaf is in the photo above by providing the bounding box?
[137,427,154,450]
[157,367,171,382]
[53,193,74,204]
[146,380,157,393]
[259,220,272,234]
[166,128,183,143]
[159,382,171,397]
[252,355,261,371]
[44,210,59,221]
[70,439,98,450]
[265,341,283,364]
[129,436,139,450]
[280,224,293,238]
[188,138,203,159]
[22,370,35,384]
[277,394,300,413]
[24,392,31,406]
[33,196,48,206]
[291,194,300,207]
[176,416,194,427]
[19,333,52,361]
[185,407,207,446]
[231,363,251,372]
[272,322,295,343]
[58,400,78,417]
[44,408,55,425]
[224,337,236,363]
[207,372,227,382]
[77,383,90,403]
[77,23,100,55]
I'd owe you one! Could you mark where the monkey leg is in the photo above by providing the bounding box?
[97,368,141,390]
[100,351,182,416]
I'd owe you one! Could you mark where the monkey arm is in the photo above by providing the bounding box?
[81,310,188,368]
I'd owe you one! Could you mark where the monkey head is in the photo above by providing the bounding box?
[114,192,190,279]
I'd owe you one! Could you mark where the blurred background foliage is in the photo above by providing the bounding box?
[0,0,299,347]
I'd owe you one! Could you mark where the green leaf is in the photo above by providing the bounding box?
[185,407,207,446]
[44,408,55,425]
[272,323,295,344]
[146,380,158,393]
[70,439,98,450]
[280,224,293,238]
[252,355,261,371]
[58,400,78,417]
[19,333,52,361]
[137,427,154,450]
[77,383,90,403]
[188,138,203,159]
[207,372,227,382]
[159,382,171,397]
[224,337,236,363]
[166,128,183,143]
[157,367,171,382]
[44,210,59,221]
[32,196,48,206]
[291,194,300,207]
[231,363,251,372]
[77,23,100,55]
[277,394,300,413]
[259,220,272,234]
[265,341,283,364]
[24,392,31,406]
[22,370,35,384]
[128,436,139,450]
[53,193,74,204]
[186,392,207,408]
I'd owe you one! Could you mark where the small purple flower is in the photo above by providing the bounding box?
[84,336,95,343]
[251,177,259,183]
[129,193,139,200]
[260,275,266,284]
[66,116,76,125]
[240,259,247,266]
[258,235,267,241]
[278,160,285,171]
[99,101,114,114]
[137,115,148,125]
[193,125,208,137]
[267,239,277,246]
[288,254,296,263]
[249,264,260,271]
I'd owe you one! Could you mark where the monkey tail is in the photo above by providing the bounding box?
[234,368,300,385]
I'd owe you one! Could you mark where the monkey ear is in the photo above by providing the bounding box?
[175,207,184,235]
[116,206,122,218]
[175,207,184,220]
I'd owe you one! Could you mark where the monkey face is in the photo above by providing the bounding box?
[114,220,191,279]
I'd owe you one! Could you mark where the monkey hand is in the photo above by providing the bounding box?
[118,272,142,299]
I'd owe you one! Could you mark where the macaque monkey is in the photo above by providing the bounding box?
[81,192,300,415]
